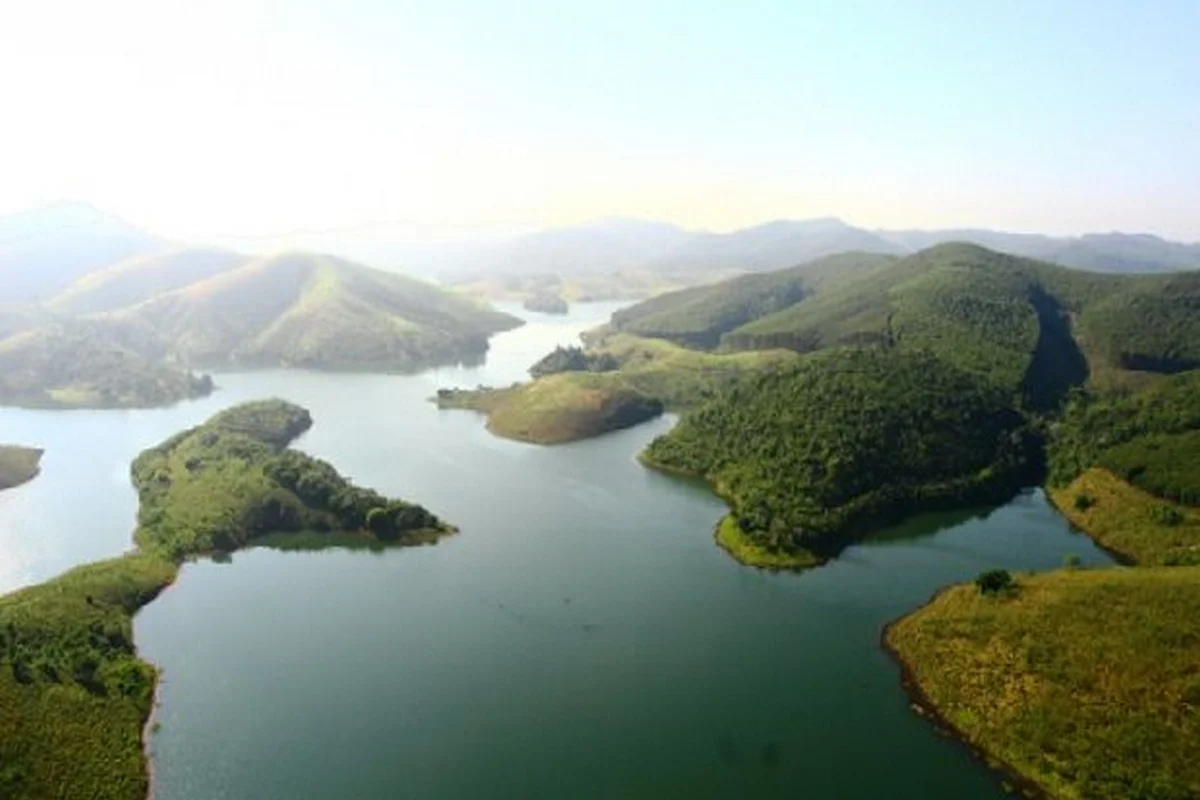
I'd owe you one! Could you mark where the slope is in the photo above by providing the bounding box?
[47,247,248,315]
[0,318,213,409]
[110,252,522,371]
[0,202,162,301]
[609,252,898,348]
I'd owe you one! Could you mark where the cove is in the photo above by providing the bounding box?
[0,303,1115,799]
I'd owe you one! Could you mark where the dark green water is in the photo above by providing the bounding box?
[0,303,1114,798]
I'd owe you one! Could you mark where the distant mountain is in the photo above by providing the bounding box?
[879,229,1200,273]
[644,218,902,273]
[0,202,163,300]
[48,247,248,315]
[424,218,1199,299]
[104,252,522,371]
[432,218,693,280]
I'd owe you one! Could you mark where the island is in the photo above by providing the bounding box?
[0,445,42,490]
[0,400,453,799]
[522,291,569,315]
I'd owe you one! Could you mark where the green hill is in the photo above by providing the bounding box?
[641,347,1036,564]
[610,252,897,348]
[108,252,521,371]
[0,400,452,799]
[47,247,247,315]
[0,446,42,490]
[616,243,1198,406]
[0,319,213,409]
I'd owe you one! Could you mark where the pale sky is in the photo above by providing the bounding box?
[1,0,1198,241]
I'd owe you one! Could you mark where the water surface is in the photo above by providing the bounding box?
[0,302,1114,798]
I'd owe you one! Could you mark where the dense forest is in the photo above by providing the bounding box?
[642,348,1035,558]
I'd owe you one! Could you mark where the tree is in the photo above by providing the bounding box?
[976,569,1014,596]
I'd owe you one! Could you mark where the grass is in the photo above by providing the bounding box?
[713,515,819,569]
[1047,468,1200,566]
[0,445,42,490]
[585,332,798,409]
[0,400,453,797]
[886,567,1200,800]
[436,372,663,444]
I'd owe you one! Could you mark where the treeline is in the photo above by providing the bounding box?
[528,345,619,378]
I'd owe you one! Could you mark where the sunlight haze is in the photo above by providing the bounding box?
[1,0,1198,240]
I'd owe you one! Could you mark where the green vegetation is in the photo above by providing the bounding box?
[106,252,521,372]
[1048,469,1199,566]
[887,567,1200,800]
[1046,370,1200,500]
[437,374,663,444]
[522,292,569,314]
[618,243,1197,406]
[0,446,42,490]
[974,569,1015,596]
[641,348,1035,562]
[0,400,452,797]
[1,249,521,409]
[0,319,214,409]
[578,333,798,409]
[610,253,897,348]
[528,345,619,378]
[712,515,819,569]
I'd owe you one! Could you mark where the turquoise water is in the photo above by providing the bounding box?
[0,303,1114,798]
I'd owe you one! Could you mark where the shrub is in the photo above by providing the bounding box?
[1150,505,1184,527]
[976,569,1015,596]
[1063,553,1083,569]
[1074,493,1096,511]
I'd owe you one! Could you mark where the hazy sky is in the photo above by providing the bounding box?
[1,0,1198,240]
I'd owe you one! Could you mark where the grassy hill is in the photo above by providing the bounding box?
[108,252,521,371]
[641,347,1036,564]
[886,566,1200,800]
[0,446,42,490]
[0,319,214,409]
[0,400,452,798]
[47,247,247,315]
[610,252,897,348]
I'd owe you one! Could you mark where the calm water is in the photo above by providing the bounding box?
[0,302,1114,798]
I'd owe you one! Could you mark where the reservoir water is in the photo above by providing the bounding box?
[0,303,1115,798]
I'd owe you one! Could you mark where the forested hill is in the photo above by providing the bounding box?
[641,348,1036,564]
[615,243,1200,403]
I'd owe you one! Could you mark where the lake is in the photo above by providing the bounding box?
[0,302,1115,798]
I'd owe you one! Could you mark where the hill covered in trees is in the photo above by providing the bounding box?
[0,400,452,798]
[0,318,214,408]
[641,348,1036,564]
[616,243,1199,403]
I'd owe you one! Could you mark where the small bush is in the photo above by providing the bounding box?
[1063,553,1082,569]
[1073,493,1096,511]
[1150,504,1184,527]
[976,569,1015,596]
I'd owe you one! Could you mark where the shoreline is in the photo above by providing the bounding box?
[880,594,1048,800]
